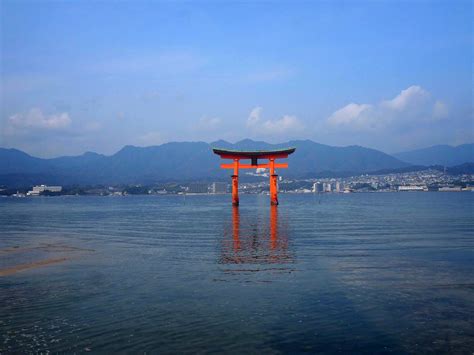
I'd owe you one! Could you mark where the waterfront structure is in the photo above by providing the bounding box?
[188,183,209,193]
[398,185,427,192]
[323,182,332,192]
[27,185,62,196]
[313,182,324,192]
[312,182,323,193]
[212,147,296,205]
[439,186,462,192]
[211,182,227,194]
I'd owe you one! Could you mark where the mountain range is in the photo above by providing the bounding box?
[0,140,472,187]
[394,144,474,166]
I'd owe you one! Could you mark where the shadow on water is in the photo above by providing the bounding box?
[219,205,294,273]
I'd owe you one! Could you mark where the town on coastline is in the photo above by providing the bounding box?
[2,168,473,197]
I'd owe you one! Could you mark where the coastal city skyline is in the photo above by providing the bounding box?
[1,1,472,157]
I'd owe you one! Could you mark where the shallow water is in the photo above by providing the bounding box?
[1,193,473,353]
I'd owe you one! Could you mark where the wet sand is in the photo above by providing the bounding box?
[0,257,68,276]
[0,243,94,276]
[0,244,94,254]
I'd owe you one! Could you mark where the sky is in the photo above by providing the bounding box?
[0,0,472,157]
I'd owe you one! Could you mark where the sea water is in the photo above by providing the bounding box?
[1,193,473,353]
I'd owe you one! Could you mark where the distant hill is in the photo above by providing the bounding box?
[0,139,410,186]
[365,162,474,176]
[0,148,54,174]
[445,162,474,175]
[394,144,474,166]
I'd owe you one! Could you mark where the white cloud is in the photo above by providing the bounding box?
[196,116,221,130]
[327,103,373,126]
[247,107,304,136]
[8,108,71,131]
[381,85,429,111]
[326,85,448,131]
[261,115,303,135]
[137,131,163,146]
[247,107,262,127]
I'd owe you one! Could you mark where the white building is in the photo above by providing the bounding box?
[323,182,332,192]
[27,185,62,196]
[312,182,323,193]
[398,185,427,192]
[438,186,462,192]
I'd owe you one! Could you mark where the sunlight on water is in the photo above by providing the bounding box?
[1,193,473,353]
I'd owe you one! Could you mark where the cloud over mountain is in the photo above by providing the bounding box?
[247,107,304,137]
[196,117,221,131]
[381,86,430,111]
[7,108,71,132]
[327,85,448,131]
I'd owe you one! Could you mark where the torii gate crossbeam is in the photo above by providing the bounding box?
[212,147,296,206]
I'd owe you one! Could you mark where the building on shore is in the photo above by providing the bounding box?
[398,185,427,192]
[323,182,332,193]
[438,186,462,192]
[312,182,323,193]
[211,182,227,194]
[187,183,209,194]
[27,185,62,196]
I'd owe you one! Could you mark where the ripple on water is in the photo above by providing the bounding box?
[0,193,473,353]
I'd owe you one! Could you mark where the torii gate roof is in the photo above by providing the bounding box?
[212,147,295,159]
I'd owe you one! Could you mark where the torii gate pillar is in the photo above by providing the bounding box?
[232,159,239,206]
[269,158,278,205]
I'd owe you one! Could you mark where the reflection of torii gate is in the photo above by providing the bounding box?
[212,147,296,205]
[232,206,280,252]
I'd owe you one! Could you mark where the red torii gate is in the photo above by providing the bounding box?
[212,147,296,206]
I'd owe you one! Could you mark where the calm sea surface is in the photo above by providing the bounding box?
[1,193,473,353]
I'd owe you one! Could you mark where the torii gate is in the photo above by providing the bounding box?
[212,147,296,206]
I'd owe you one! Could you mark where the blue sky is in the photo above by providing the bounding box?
[1,0,472,157]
